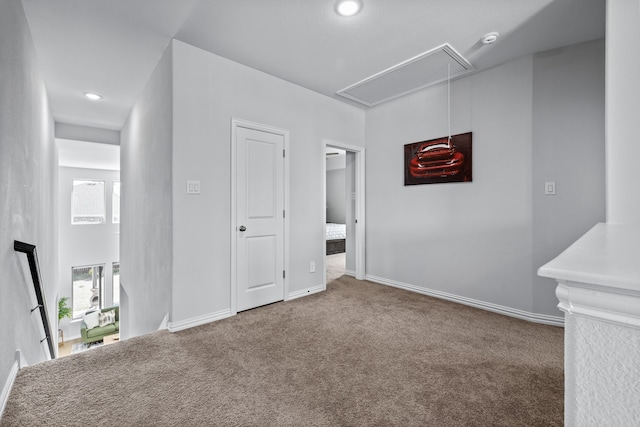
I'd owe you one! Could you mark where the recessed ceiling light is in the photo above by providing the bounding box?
[336,0,362,17]
[84,92,102,101]
[481,32,499,45]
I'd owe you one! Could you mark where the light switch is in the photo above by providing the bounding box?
[545,181,556,195]
[187,180,200,195]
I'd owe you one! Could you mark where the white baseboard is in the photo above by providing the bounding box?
[166,286,328,332]
[365,274,564,327]
[168,309,233,332]
[527,312,565,326]
[288,285,324,301]
[1,352,21,419]
[158,313,169,331]
[345,269,355,277]
[17,351,27,370]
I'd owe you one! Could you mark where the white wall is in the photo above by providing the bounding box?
[57,167,120,340]
[122,37,605,337]
[366,56,536,314]
[325,153,346,172]
[532,40,606,316]
[55,122,120,146]
[557,2,640,425]
[345,151,356,273]
[0,0,57,399]
[365,41,605,321]
[170,40,365,325]
[120,44,173,339]
[326,165,346,224]
[606,0,640,225]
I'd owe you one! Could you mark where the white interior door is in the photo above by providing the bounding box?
[236,126,284,312]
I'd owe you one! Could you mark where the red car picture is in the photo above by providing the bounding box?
[409,138,464,178]
[404,132,472,185]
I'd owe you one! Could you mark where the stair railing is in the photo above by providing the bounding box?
[14,240,56,360]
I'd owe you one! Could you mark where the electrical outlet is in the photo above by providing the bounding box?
[545,181,556,195]
[186,180,200,195]
[309,261,316,273]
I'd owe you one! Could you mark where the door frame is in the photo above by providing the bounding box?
[322,140,366,284]
[230,118,290,316]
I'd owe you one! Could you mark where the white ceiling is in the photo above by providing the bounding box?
[21,0,605,131]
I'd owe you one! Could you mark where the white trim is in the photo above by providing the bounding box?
[354,148,365,280]
[158,312,169,331]
[539,224,640,329]
[283,128,290,302]
[288,285,324,301]
[1,353,20,419]
[168,309,233,332]
[322,140,366,285]
[538,223,640,291]
[17,351,27,370]
[230,120,238,316]
[336,43,475,107]
[231,118,290,315]
[531,312,566,327]
[321,149,327,291]
[556,281,640,329]
[366,274,565,327]
[345,269,356,277]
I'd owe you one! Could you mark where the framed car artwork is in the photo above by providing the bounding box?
[404,132,472,185]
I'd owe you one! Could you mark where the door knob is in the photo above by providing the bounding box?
[239,225,247,232]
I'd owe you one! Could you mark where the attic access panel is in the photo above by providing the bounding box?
[337,44,474,107]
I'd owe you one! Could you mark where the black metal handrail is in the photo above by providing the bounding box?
[14,240,56,360]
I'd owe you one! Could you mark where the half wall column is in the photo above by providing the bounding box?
[539,223,640,426]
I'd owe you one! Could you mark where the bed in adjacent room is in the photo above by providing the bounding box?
[326,223,346,255]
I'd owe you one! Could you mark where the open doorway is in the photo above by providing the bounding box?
[56,139,121,357]
[323,141,365,288]
[325,147,347,282]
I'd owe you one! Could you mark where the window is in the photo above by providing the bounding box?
[72,180,105,224]
[72,264,104,319]
[112,181,120,224]
[112,262,120,306]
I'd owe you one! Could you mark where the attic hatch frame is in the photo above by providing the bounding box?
[337,43,474,107]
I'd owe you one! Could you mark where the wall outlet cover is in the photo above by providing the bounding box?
[545,181,556,195]
[187,180,200,195]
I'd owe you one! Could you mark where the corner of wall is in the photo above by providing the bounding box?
[0,0,57,406]
[0,351,22,419]
[158,313,169,331]
[120,38,173,339]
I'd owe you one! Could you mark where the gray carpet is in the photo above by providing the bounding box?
[1,263,563,426]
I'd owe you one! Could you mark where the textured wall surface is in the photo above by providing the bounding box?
[120,45,173,338]
[567,315,640,425]
[170,40,365,324]
[0,0,56,395]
